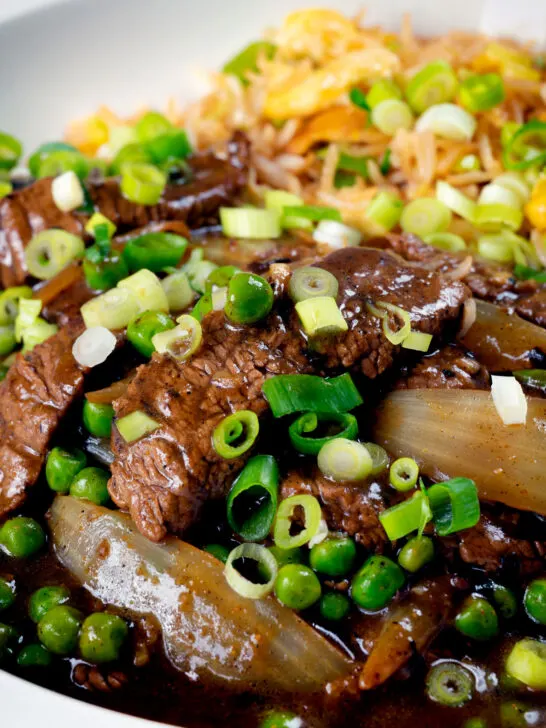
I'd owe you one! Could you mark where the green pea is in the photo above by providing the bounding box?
[259,711,301,728]
[398,536,434,573]
[83,400,114,438]
[0,517,46,558]
[268,546,304,568]
[455,597,499,641]
[127,310,175,357]
[319,592,351,621]
[225,272,274,325]
[38,605,83,655]
[274,564,321,611]
[309,537,356,578]
[28,586,70,623]
[0,622,19,658]
[69,466,110,506]
[351,555,405,611]
[0,578,15,611]
[204,544,230,563]
[500,701,537,728]
[79,612,129,663]
[45,446,87,494]
[524,578,546,625]
[17,643,52,667]
[463,720,487,728]
[492,584,518,620]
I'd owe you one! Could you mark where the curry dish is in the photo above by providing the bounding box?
[0,9,545,728]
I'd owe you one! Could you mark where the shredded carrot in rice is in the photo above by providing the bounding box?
[67,7,546,244]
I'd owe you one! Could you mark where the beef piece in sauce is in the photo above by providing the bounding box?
[376,233,546,327]
[0,321,85,517]
[109,247,469,541]
[0,133,249,287]
[396,344,490,390]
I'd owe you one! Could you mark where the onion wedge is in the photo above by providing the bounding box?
[49,497,352,692]
[359,578,454,690]
[374,389,546,515]
[459,300,546,371]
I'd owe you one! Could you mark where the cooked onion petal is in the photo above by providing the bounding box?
[374,389,546,515]
[359,578,453,690]
[460,300,546,371]
[49,497,352,692]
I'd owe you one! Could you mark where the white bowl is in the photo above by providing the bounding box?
[1,1,545,726]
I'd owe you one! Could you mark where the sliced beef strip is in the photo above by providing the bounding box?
[376,233,546,327]
[280,470,388,552]
[0,321,85,518]
[396,344,490,390]
[0,134,249,287]
[109,247,469,541]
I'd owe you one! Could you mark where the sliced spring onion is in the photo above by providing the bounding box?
[364,442,389,476]
[379,491,432,541]
[211,286,227,312]
[25,229,84,280]
[122,232,188,273]
[118,269,169,313]
[436,181,477,222]
[367,301,411,345]
[289,412,358,455]
[206,266,241,293]
[223,41,277,85]
[371,99,414,136]
[0,286,32,326]
[366,79,403,109]
[81,287,140,330]
[423,232,467,253]
[135,111,172,144]
[491,375,527,425]
[220,207,281,239]
[182,249,218,295]
[477,234,515,264]
[161,270,195,312]
[317,439,372,482]
[503,120,546,171]
[0,131,22,171]
[474,203,523,232]
[289,266,339,303]
[427,477,480,536]
[312,220,362,249]
[0,326,15,357]
[295,296,348,337]
[14,298,41,342]
[494,172,530,205]
[349,87,370,111]
[405,60,459,114]
[454,154,480,172]
[264,190,312,231]
[389,457,419,491]
[226,455,279,541]
[459,73,505,112]
[120,163,167,205]
[0,181,12,199]
[224,543,278,600]
[401,331,433,352]
[51,170,84,212]
[379,148,392,175]
[190,293,213,322]
[426,662,474,707]
[117,411,160,443]
[72,326,116,368]
[262,373,362,418]
[513,265,546,283]
[274,495,322,550]
[316,148,370,180]
[212,410,259,460]
[478,182,521,209]
[21,319,58,352]
[365,191,403,231]
[108,125,138,156]
[145,129,192,165]
[85,212,116,238]
[415,103,476,141]
[400,198,452,237]
[152,315,202,361]
[505,639,546,689]
[283,205,341,223]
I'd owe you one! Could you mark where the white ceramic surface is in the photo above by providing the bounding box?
[1,1,546,726]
